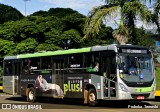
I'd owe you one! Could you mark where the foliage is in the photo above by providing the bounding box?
[113,25,129,45]
[156,67,160,90]
[0,66,2,85]
[0,39,16,58]
[31,8,85,18]
[130,28,155,47]
[35,44,62,51]
[31,10,47,17]
[0,3,158,86]
[151,0,160,33]
[83,5,119,39]
[121,0,152,27]
[83,0,152,44]
[14,38,38,54]
[84,26,115,46]
[0,4,24,24]
[0,7,115,55]
[0,6,155,56]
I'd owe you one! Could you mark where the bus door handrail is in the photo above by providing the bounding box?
[55,67,88,71]
[104,77,116,83]
[104,77,116,88]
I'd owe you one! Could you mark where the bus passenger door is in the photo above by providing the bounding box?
[53,58,64,97]
[101,54,117,99]
[3,60,14,95]
[13,60,21,95]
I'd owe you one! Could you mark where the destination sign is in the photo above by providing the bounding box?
[121,49,147,53]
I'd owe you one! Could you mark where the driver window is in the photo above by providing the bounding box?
[119,56,129,74]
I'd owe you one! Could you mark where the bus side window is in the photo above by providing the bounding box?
[22,58,40,75]
[84,53,92,72]
[4,60,12,75]
[22,59,30,74]
[29,58,40,74]
[85,52,99,73]
[41,57,52,74]
[68,54,83,73]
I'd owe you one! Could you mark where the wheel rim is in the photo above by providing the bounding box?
[29,91,34,100]
[89,93,95,102]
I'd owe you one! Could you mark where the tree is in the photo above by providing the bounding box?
[35,44,62,51]
[0,4,24,24]
[31,8,85,18]
[131,28,155,48]
[0,39,16,58]
[60,29,82,49]
[83,26,114,46]
[113,25,129,45]
[152,0,160,34]
[0,7,117,56]
[83,0,152,44]
[13,38,38,54]
[31,10,48,17]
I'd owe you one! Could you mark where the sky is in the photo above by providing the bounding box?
[0,0,118,28]
[0,0,104,16]
[0,0,158,31]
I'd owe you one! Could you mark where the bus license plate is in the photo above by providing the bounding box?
[137,96,144,99]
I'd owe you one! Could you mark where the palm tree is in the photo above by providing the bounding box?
[83,0,152,45]
[152,0,160,34]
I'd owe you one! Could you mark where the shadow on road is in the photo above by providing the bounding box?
[155,96,160,101]
[98,100,152,108]
[5,96,27,102]
[5,96,153,108]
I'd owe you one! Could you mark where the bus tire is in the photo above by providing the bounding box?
[27,87,36,102]
[88,88,97,106]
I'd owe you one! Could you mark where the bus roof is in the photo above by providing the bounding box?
[4,56,17,60]
[4,44,150,60]
[116,45,149,49]
[91,44,118,52]
[17,47,91,59]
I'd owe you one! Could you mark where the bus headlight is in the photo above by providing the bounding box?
[119,83,128,92]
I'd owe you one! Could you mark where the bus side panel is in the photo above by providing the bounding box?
[3,76,14,95]
[90,74,103,99]
[21,74,53,97]
[20,75,37,96]
[63,74,90,98]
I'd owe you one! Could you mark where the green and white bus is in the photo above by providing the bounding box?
[3,44,156,106]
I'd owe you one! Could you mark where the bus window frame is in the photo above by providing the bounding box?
[22,57,41,75]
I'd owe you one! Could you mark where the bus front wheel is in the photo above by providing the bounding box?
[88,88,97,106]
[27,87,36,102]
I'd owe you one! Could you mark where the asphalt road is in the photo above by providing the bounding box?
[0,92,160,112]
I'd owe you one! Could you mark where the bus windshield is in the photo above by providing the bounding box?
[118,55,153,82]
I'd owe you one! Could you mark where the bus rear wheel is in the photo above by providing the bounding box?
[27,87,36,102]
[88,88,97,106]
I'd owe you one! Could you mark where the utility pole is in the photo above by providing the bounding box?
[24,0,30,16]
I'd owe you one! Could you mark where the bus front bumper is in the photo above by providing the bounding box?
[117,90,155,100]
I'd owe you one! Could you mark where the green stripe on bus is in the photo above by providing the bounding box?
[18,47,91,59]
[136,84,153,92]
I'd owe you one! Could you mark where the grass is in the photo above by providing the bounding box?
[156,67,160,90]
